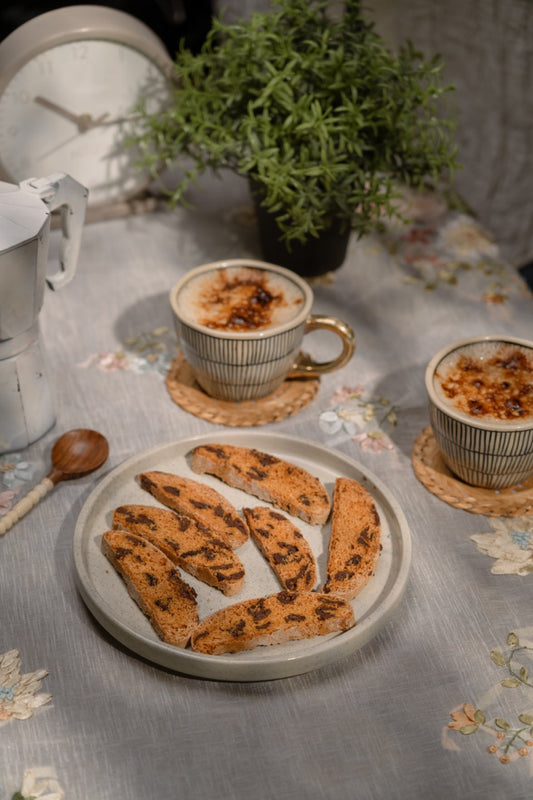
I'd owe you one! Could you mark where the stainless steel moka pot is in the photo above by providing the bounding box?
[0,173,88,453]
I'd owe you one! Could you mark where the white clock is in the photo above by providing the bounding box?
[0,5,174,207]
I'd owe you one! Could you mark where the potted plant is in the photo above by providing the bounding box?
[132,0,458,276]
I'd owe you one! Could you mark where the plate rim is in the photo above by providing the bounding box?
[73,431,412,681]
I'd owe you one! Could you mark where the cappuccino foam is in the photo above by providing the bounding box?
[177,266,305,332]
[433,340,533,422]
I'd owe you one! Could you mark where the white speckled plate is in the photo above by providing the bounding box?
[73,432,411,681]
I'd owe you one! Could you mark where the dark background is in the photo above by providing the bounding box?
[2,0,531,288]
[0,1,214,56]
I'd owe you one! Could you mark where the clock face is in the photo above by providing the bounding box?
[0,38,170,206]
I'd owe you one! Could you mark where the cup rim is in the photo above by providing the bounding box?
[169,259,313,339]
[425,334,533,431]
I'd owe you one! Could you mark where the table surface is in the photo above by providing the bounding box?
[2,173,532,800]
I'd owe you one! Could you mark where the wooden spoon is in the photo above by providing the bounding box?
[0,429,109,536]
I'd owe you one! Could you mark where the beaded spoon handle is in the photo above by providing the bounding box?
[0,429,109,536]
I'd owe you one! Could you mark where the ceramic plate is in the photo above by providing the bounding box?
[73,432,411,681]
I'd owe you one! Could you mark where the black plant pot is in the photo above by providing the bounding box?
[252,195,351,278]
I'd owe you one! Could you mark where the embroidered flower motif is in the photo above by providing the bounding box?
[78,327,178,377]
[330,385,365,405]
[482,291,506,305]
[390,186,449,223]
[445,629,533,766]
[448,702,480,733]
[383,191,516,300]
[318,410,344,435]
[80,352,130,372]
[0,650,51,724]
[0,490,16,513]
[352,431,395,452]
[338,406,367,432]
[510,530,531,550]
[471,517,533,575]
[319,386,397,453]
[0,456,37,519]
[405,250,445,269]
[438,215,498,260]
[15,766,64,800]
[405,225,435,245]
[0,456,34,488]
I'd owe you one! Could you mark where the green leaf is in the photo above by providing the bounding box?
[519,666,529,682]
[473,709,486,725]
[495,718,511,730]
[490,649,506,667]
[507,632,520,647]
[501,679,522,688]
[460,723,479,735]
[519,713,533,725]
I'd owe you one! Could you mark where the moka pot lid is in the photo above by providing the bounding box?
[0,180,49,252]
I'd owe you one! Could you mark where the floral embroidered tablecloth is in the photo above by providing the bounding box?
[1,173,532,800]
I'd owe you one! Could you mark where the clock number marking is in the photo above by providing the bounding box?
[6,88,31,106]
[37,57,54,77]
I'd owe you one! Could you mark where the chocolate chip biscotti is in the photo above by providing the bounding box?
[190,590,355,655]
[322,477,381,600]
[101,530,199,648]
[243,506,317,592]
[113,504,245,596]
[190,444,331,525]
[137,471,249,548]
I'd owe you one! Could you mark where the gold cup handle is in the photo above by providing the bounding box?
[288,314,355,378]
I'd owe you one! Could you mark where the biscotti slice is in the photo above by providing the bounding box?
[190,444,331,525]
[243,506,317,592]
[113,504,245,596]
[190,590,355,655]
[101,530,198,648]
[322,477,381,600]
[137,471,249,548]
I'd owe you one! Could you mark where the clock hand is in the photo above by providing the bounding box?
[35,95,90,130]
[103,116,136,126]
[34,95,109,132]
[36,113,122,160]
[38,131,84,160]
[82,113,141,128]
[89,112,111,127]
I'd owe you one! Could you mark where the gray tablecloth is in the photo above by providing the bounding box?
[2,173,532,800]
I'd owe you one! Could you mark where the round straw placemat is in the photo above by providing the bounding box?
[165,353,320,426]
[412,426,533,517]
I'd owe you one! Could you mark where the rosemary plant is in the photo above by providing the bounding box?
[133,0,458,244]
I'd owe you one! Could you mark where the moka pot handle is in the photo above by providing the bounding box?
[19,172,89,291]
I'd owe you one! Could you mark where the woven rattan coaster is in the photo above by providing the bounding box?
[165,353,320,427]
[412,425,533,517]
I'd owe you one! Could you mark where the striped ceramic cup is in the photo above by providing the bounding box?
[170,259,355,402]
[425,335,533,489]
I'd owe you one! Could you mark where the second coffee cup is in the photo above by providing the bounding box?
[169,259,355,402]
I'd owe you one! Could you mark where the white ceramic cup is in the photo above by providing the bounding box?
[425,335,533,489]
[170,259,355,402]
